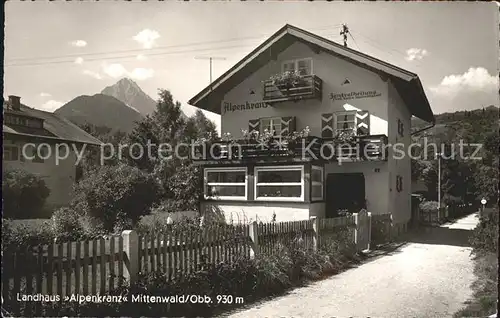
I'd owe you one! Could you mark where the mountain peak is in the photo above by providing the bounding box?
[101,79,156,115]
[117,77,139,87]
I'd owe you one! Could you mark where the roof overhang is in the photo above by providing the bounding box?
[189,24,434,123]
[4,130,103,146]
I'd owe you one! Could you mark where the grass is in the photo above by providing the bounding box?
[454,253,498,317]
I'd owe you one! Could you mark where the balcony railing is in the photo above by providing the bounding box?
[191,134,388,162]
[263,74,322,103]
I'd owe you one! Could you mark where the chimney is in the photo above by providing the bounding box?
[8,95,21,111]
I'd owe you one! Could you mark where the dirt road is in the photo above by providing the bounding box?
[227,214,479,318]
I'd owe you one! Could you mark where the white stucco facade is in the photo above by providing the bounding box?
[221,41,389,138]
[196,34,425,230]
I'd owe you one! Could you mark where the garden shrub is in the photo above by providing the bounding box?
[419,200,439,214]
[469,211,499,254]
[51,207,84,241]
[71,164,160,231]
[2,219,54,254]
[2,169,51,219]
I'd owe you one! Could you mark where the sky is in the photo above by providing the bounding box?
[4,2,499,131]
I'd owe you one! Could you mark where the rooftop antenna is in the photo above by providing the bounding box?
[194,56,227,91]
[340,24,349,48]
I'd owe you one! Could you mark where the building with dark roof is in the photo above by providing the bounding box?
[3,95,102,210]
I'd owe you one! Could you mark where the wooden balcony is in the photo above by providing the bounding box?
[263,75,322,103]
[191,134,388,163]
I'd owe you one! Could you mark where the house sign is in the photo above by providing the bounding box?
[329,90,382,101]
[222,101,270,114]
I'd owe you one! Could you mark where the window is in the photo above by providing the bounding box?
[26,119,43,129]
[260,117,282,136]
[281,58,313,76]
[311,166,324,201]
[335,111,357,134]
[32,146,48,163]
[255,165,304,201]
[4,115,27,126]
[3,145,19,161]
[204,167,247,200]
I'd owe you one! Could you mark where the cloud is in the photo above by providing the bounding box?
[102,63,128,78]
[130,68,154,80]
[430,67,498,98]
[82,70,103,80]
[74,57,84,64]
[41,100,64,112]
[101,62,154,81]
[136,54,147,61]
[133,29,160,49]
[405,48,428,61]
[40,92,51,97]
[70,40,87,47]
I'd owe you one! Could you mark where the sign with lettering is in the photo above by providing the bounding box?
[222,101,269,114]
[329,90,382,101]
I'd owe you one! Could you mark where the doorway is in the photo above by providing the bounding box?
[325,173,366,218]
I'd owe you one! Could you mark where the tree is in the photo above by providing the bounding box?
[183,109,218,141]
[126,89,187,172]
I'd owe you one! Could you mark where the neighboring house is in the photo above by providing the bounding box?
[2,95,102,209]
[188,24,434,233]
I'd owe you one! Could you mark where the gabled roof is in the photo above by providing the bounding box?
[189,24,434,123]
[3,101,102,145]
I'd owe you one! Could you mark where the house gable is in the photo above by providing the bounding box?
[189,24,434,124]
[221,40,390,139]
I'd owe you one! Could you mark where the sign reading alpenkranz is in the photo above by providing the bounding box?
[329,90,381,101]
[222,101,269,113]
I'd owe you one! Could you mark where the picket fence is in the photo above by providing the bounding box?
[2,212,382,316]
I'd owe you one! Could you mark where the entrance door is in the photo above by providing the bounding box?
[325,173,366,218]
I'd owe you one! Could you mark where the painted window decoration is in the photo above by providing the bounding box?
[311,166,324,201]
[204,167,247,200]
[281,58,313,76]
[260,117,282,136]
[255,165,304,201]
[397,119,404,137]
[396,175,403,192]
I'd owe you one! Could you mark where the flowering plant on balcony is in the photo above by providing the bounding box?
[333,127,357,144]
[285,126,311,148]
[269,71,306,89]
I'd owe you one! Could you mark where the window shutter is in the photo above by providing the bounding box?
[280,116,296,136]
[321,113,334,138]
[249,119,260,134]
[356,111,370,135]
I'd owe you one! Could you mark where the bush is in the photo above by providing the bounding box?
[2,169,51,219]
[469,211,499,254]
[419,200,439,214]
[2,219,54,254]
[71,164,160,231]
[51,207,84,241]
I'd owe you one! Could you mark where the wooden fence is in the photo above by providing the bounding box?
[2,212,375,316]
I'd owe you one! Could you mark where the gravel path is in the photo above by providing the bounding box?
[227,214,479,318]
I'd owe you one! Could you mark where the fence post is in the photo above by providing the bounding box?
[122,230,139,285]
[248,221,259,259]
[367,212,372,251]
[353,212,359,250]
[310,216,319,252]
